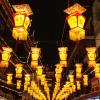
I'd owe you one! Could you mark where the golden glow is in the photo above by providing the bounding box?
[69,75,74,83]
[36,66,43,76]
[83,75,88,86]
[69,27,85,41]
[12,4,33,15]
[12,27,28,40]
[60,60,67,67]
[0,61,9,68]
[31,61,38,68]
[64,3,86,14]
[72,84,76,92]
[31,47,40,61]
[94,63,100,78]
[17,80,21,89]
[2,47,12,61]
[24,83,27,91]
[7,73,13,84]
[76,81,81,90]
[76,64,82,79]
[58,47,68,61]
[15,64,23,78]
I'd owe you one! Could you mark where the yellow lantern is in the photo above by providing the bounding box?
[31,47,40,61]
[55,64,63,74]
[17,80,21,89]
[31,61,38,68]
[41,74,46,85]
[12,12,30,40]
[64,3,86,41]
[60,60,67,67]
[36,66,43,77]
[2,47,12,61]
[83,75,88,86]
[58,47,68,61]
[69,27,85,41]
[76,81,81,90]
[25,74,31,82]
[76,64,82,79]
[86,47,96,61]
[72,85,76,92]
[15,64,23,78]
[7,73,13,84]
[94,63,100,78]
[24,83,27,91]
[69,75,74,84]
[86,47,96,67]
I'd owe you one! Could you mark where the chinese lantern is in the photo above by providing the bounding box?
[86,47,96,67]
[64,3,86,41]
[76,81,81,90]
[72,84,76,92]
[25,74,31,85]
[58,47,68,61]
[17,80,21,89]
[76,64,82,79]
[12,12,30,40]
[24,83,27,91]
[7,73,13,84]
[94,63,100,78]
[1,47,12,68]
[31,47,40,61]
[15,64,23,78]
[36,66,43,79]
[69,75,74,85]
[83,75,88,86]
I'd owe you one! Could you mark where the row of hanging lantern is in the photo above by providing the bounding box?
[52,64,63,100]
[64,3,86,41]
[36,66,50,100]
[12,4,33,40]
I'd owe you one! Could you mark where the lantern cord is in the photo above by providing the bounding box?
[61,19,66,46]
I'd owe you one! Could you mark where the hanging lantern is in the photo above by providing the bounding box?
[58,47,68,61]
[64,3,86,41]
[1,47,12,68]
[72,84,76,92]
[17,80,21,89]
[86,47,96,67]
[31,61,38,68]
[12,12,30,40]
[2,47,12,61]
[69,75,74,85]
[24,83,27,91]
[76,64,82,79]
[7,73,13,84]
[25,74,31,85]
[36,66,43,79]
[76,81,81,90]
[83,75,88,86]
[15,64,23,78]
[31,47,40,61]
[94,63,100,78]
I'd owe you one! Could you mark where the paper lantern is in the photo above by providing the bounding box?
[69,27,85,41]
[83,75,88,86]
[76,64,82,79]
[25,74,31,85]
[94,63,100,78]
[76,81,81,90]
[17,80,21,89]
[86,47,96,67]
[64,3,86,41]
[58,47,68,61]
[2,47,12,61]
[15,64,23,78]
[12,12,30,40]
[31,47,40,61]
[7,73,13,84]
[69,75,74,84]
[36,66,43,76]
